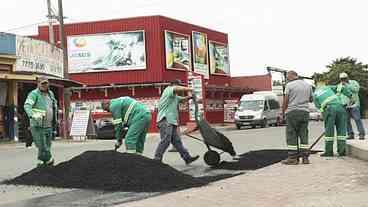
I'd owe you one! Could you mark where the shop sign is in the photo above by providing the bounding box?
[188,72,205,121]
[67,31,146,73]
[192,31,209,79]
[224,100,238,122]
[165,31,191,71]
[15,36,63,78]
[209,41,230,76]
[0,33,16,55]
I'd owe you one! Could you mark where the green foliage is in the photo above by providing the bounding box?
[315,57,368,113]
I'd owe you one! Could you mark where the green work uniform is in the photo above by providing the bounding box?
[110,97,152,153]
[337,80,360,107]
[24,89,57,164]
[313,85,351,156]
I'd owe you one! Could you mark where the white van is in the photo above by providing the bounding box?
[234,92,281,129]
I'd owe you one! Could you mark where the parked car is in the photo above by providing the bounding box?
[95,118,115,139]
[234,92,281,129]
[309,104,323,121]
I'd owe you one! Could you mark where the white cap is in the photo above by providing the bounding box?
[339,72,348,79]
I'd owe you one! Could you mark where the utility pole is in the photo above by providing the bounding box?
[46,0,55,44]
[58,0,70,138]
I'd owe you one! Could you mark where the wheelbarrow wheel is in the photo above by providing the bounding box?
[204,150,220,166]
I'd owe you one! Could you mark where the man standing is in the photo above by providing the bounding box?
[154,79,199,165]
[338,72,365,140]
[101,97,151,154]
[313,84,351,156]
[282,71,313,165]
[24,76,58,167]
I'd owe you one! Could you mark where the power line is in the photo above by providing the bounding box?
[3,20,49,33]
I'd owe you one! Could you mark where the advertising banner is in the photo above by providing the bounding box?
[67,31,146,73]
[15,36,63,78]
[209,41,230,76]
[192,31,209,79]
[224,100,238,122]
[165,31,191,71]
[187,72,205,121]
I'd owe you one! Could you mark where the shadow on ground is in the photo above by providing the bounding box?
[215,149,321,170]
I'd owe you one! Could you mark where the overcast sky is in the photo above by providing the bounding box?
[1,0,368,78]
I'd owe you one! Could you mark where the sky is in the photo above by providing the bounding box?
[1,0,368,78]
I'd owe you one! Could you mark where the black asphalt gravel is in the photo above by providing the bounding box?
[4,151,234,192]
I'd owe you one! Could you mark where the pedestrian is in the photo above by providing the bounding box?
[154,79,199,165]
[281,71,313,165]
[101,96,152,154]
[313,83,352,157]
[24,76,58,167]
[337,72,365,140]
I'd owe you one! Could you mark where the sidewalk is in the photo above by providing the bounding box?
[119,154,368,207]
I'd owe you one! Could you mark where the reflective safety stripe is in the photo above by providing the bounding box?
[287,145,298,150]
[300,144,309,149]
[123,101,137,124]
[32,109,46,117]
[112,118,122,125]
[324,136,334,141]
[337,136,347,141]
[25,99,35,105]
[320,95,338,112]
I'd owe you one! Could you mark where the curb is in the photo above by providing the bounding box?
[347,140,368,161]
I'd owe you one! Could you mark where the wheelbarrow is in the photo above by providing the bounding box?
[184,95,236,166]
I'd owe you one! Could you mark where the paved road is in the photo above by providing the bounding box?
[0,121,327,206]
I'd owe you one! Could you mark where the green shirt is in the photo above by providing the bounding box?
[157,86,184,126]
[337,80,360,108]
[313,85,351,112]
[109,96,149,140]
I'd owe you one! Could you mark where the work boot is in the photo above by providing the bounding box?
[320,152,333,157]
[281,157,299,165]
[185,155,200,165]
[36,160,44,168]
[45,158,54,166]
[301,151,310,164]
[302,156,310,164]
[337,140,346,156]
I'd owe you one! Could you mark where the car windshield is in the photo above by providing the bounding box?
[239,100,264,111]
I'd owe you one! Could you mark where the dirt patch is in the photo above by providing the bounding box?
[215,149,321,170]
[4,151,235,192]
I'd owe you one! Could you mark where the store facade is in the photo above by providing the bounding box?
[0,32,80,141]
[33,16,254,132]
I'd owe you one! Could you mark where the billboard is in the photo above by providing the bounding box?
[209,41,230,76]
[15,36,63,78]
[192,31,209,79]
[67,31,146,73]
[165,31,191,71]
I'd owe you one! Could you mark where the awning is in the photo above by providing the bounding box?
[0,73,83,87]
[48,77,83,88]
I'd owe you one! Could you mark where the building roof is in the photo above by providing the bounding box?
[231,74,272,91]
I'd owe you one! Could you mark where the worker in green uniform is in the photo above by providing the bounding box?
[101,97,152,154]
[337,72,365,140]
[24,76,58,167]
[313,84,352,156]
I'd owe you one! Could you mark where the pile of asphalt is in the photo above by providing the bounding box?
[5,151,232,192]
[216,149,320,170]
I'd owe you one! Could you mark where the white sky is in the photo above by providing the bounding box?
[1,0,368,78]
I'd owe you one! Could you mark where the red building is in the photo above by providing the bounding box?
[34,15,255,132]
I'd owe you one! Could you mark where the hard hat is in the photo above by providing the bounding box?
[339,72,348,79]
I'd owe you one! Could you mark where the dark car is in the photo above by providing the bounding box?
[95,119,115,139]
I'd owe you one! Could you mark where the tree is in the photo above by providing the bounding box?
[315,57,368,114]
